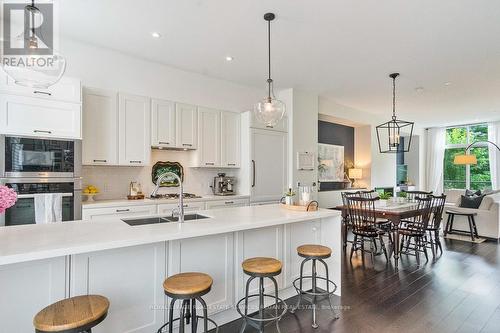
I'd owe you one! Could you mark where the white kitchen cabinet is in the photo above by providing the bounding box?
[0,94,82,139]
[235,226,284,300]
[176,103,197,149]
[118,93,151,166]
[82,88,118,165]
[0,71,81,103]
[169,233,234,316]
[0,257,67,333]
[205,198,249,209]
[251,128,288,203]
[197,107,221,167]
[71,242,167,333]
[82,204,157,220]
[221,111,241,167]
[157,201,205,215]
[151,99,176,148]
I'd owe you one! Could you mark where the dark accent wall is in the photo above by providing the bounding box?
[318,121,355,191]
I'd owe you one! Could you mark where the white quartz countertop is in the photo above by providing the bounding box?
[0,205,340,266]
[82,194,251,208]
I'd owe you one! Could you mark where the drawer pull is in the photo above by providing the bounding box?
[225,201,234,204]
[183,204,189,208]
[130,160,142,164]
[266,125,274,128]
[116,209,130,212]
[159,141,170,145]
[205,162,215,166]
[33,129,52,134]
[227,163,236,166]
[182,144,193,147]
[93,159,107,163]
[33,90,52,96]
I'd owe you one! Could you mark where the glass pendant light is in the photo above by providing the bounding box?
[376,73,414,153]
[2,0,66,88]
[254,13,285,127]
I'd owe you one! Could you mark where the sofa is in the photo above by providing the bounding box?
[444,189,500,239]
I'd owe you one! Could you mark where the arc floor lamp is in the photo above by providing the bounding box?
[454,140,500,165]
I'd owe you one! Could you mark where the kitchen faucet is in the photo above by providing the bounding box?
[150,172,184,223]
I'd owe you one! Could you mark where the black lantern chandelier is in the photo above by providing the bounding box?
[376,73,414,153]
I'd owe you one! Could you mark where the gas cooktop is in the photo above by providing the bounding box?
[150,193,202,200]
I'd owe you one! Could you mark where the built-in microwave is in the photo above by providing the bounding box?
[0,135,81,178]
[0,177,82,226]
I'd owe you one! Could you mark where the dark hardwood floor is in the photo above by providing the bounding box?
[215,238,500,333]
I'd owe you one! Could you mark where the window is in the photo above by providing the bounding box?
[443,124,491,190]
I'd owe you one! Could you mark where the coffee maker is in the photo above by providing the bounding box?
[212,173,236,196]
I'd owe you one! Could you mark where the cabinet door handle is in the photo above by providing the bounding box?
[205,162,215,166]
[227,163,236,166]
[266,125,274,128]
[182,144,193,147]
[252,160,256,187]
[93,159,107,163]
[159,141,170,145]
[183,204,189,208]
[225,201,234,204]
[33,90,52,96]
[130,160,142,164]
[33,129,52,134]
[116,209,130,212]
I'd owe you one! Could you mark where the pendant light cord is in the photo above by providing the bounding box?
[267,18,272,99]
[392,75,396,120]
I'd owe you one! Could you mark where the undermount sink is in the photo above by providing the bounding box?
[122,214,210,226]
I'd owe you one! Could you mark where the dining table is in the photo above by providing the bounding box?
[334,200,428,270]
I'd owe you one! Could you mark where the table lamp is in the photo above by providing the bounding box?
[349,168,362,188]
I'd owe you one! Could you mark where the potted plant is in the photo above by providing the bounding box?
[398,191,408,203]
[284,188,295,205]
[378,192,392,207]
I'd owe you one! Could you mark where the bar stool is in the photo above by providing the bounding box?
[290,244,338,329]
[33,295,109,333]
[236,257,287,333]
[157,272,218,333]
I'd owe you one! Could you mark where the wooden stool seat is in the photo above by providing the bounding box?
[33,295,109,332]
[163,272,213,297]
[242,257,282,276]
[297,244,332,258]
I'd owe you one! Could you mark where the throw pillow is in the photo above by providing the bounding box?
[465,189,482,197]
[459,194,485,209]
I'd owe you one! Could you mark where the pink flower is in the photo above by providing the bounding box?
[0,185,17,214]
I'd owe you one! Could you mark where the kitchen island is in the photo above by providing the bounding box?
[0,204,341,333]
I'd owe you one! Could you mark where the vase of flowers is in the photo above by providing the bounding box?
[0,185,17,214]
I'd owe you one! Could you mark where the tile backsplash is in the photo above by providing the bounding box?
[82,150,240,200]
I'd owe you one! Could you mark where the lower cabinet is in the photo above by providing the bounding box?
[70,242,167,333]
[168,233,234,316]
[82,204,157,220]
[205,198,249,209]
[0,257,67,333]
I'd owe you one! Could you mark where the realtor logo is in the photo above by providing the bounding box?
[1,1,65,88]
[2,2,54,56]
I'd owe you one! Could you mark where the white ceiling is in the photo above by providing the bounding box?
[59,0,500,127]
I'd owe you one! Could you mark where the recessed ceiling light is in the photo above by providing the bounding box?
[151,32,161,38]
[225,56,234,62]
[444,82,451,86]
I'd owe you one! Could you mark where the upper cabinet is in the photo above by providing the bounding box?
[0,71,81,103]
[194,109,240,168]
[221,111,241,167]
[118,94,151,166]
[198,107,221,167]
[151,99,176,148]
[82,88,150,166]
[82,88,118,165]
[0,72,82,139]
[176,103,198,149]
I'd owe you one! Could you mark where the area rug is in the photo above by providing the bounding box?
[444,233,486,243]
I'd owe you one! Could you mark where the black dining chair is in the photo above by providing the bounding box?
[398,197,433,266]
[404,190,433,202]
[346,196,389,264]
[425,194,447,258]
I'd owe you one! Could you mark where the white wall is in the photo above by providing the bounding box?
[60,39,262,199]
